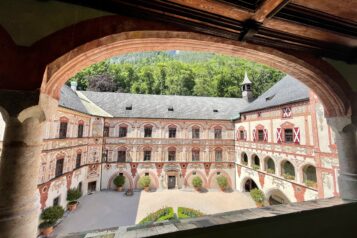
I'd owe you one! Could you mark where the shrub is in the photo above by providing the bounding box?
[252,164,260,170]
[216,175,228,189]
[304,179,317,188]
[67,188,82,202]
[283,173,295,180]
[40,206,65,226]
[139,207,175,224]
[267,168,275,174]
[139,176,151,188]
[178,207,204,219]
[250,188,265,205]
[192,176,203,188]
[113,175,126,187]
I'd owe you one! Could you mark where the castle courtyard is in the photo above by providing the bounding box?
[54,190,256,237]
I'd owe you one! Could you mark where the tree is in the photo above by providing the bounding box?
[87,73,118,92]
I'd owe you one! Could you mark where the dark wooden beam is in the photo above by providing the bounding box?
[253,0,290,22]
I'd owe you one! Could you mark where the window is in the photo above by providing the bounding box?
[145,173,149,176]
[55,159,64,177]
[119,126,127,138]
[168,150,176,161]
[125,104,132,110]
[192,150,200,161]
[214,128,222,139]
[78,123,84,138]
[144,150,151,161]
[258,130,264,141]
[59,121,68,139]
[213,109,218,113]
[78,182,82,193]
[144,126,152,138]
[169,127,176,138]
[118,151,126,162]
[76,153,81,169]
[192,128,200,139]
[240,130,245,140]
[168,106,174,111]
[53,196,60,206]
[282,107,292,118]
[103,126,110,137]
[284,129,293,143]
[215,149,222,162]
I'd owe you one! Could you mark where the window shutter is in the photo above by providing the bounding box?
[293,127,300,144]
[252,129,256,142]
[263,129,268,142]
[244,130,247,141]
[276,128,282,143]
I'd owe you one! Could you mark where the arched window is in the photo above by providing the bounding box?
[241,152,248,165]
[59,117,68,139]
[143,148,151,161]
[215,148,222,162]
[76,151,82,169]
[118,148,127,162]
[192,148,200,161]
[77,120,84,138]
[168,147,176,161]
[168,125,177,138]
[265,157,275,174]
[144,125,153,138]
[192,126,200,139]
[214,126,222,139]
[253,155,260,170]
[303,165,317,188]
[281,161,295,180]
[119,124,128,138]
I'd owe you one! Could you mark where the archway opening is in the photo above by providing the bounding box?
[252,155,260,170]
[268,190,290,205]
[241,152,248,166]
[244,178,258,192]
[281,161,295,181]
[303,165,317,188]
[265,157,275,174]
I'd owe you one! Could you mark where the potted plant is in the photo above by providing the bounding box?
[253,164,260,170]
[113,175,126,192]
[283,173,295,180]
[267,168,275,174]
[304,179,317,188]
[39,205,64,236]
[66,188,82,211]
[250,188,265,207]
[139,176,151,191]
[192,176,203,191]
[216,175,228,191]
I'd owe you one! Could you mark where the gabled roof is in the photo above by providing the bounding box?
[240,75,310,114]
[59,85,88,114]
[79,91,249,120]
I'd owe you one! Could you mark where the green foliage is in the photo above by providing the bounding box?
[139,176,151,188]
[40,206,65,225]
[283,173,295,180]
[192,176,203,188]
[252,164,260,170]
[139,207,175,224]
[216,175,228,189]
[177,207,205,219]
[69,51,285,98]
[267,168,275,174]
[304,179,317,188]
[113,175,126,187]
[250,188,265,205]
[67,188,82,202]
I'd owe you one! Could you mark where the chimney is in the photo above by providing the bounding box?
[70,81,78,91]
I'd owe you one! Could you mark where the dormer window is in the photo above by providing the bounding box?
[168,106,174,112]
[265,94,275,101]
[213,109,218,113]
[125,104,132,110]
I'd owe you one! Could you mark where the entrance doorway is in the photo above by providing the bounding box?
[168,176,176,189]
[88,181,97,194]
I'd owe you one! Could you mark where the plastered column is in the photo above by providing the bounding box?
[327,116,357,201]
[0,91,57,238]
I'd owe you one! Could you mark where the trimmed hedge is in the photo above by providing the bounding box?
[113,175,126,187]
[177,207,204,219]
[250,188,265,205]
[192,176,203,188]
[139,207,175,224]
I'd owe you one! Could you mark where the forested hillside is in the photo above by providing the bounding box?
[68,51,285,98]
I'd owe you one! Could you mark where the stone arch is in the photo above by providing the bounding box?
[207,170,232,189]
[301,163,317,187]
[40,16,350,118]
[252,154,260,169]
[281,160,296,180]
[241,151,248,166]
[265,188,291,205]
[184,170,208,188]
[134,171,159,189]
[264,156,276,174]
[107,170,134,190]
[241,177,259,192]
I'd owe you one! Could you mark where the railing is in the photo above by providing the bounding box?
[42,137,103,151]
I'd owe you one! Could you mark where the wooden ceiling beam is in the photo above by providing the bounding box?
[252,0,290,22]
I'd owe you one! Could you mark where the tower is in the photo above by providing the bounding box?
[241,71,253,102]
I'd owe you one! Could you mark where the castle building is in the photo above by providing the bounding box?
[18,74,338,209]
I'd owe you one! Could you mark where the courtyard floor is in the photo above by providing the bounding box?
[53,190,256,237]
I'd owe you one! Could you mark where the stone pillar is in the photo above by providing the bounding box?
[327,116,357,201]
[0,91,57,238]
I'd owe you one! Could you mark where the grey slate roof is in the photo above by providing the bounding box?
[240,75,310,113]
[59,85,88,114]
[79,91,249,120]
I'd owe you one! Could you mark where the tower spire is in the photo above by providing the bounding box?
[241,71,253,102]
